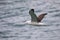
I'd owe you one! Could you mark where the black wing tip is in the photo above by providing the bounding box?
[45,13,47,15]
[30,9,34,12]
[42,13,47,15]
[31,9,34,10]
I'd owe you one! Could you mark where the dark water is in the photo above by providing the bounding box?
[0,0,60,40]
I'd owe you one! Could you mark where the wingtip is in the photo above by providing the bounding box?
[41,13,47,16]
[43,13,47,15]
[30,9,34,12]
[37,13,47,22]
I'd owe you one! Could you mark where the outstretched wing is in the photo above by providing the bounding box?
[37,13,47,22]
[29,9,38,22]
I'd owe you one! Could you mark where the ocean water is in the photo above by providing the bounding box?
[0,0,60,40]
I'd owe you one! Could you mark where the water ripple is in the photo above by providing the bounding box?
[48,9,60,13]
[0,0,60,40]
[53,13,60,17]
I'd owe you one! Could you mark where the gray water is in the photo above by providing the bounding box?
[0,0,60,40]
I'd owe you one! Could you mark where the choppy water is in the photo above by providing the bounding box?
[0,0,60,40]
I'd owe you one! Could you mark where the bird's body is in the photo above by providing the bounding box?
[29,9,47,23]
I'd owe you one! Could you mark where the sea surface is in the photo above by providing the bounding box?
[0,0,60,40]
